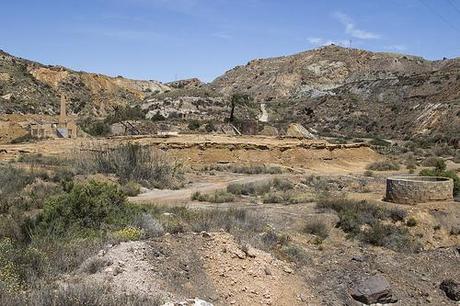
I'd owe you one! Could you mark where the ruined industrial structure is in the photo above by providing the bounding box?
[30,95,78,139]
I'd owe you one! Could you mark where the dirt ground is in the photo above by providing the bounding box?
[0,134,379,172]
[2,134,459,305]
[70,232,319,305]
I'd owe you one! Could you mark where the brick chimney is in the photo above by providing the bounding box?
[59,94,66,126]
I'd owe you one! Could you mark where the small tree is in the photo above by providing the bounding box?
[229,94,252,122]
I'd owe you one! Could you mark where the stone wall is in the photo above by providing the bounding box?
[386,176,454,204]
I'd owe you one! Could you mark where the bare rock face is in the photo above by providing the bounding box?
[440,279,460,301]
[286,123,317,139]
[349,275,397,305]
[0,50,170,116]
[211,45,460,144]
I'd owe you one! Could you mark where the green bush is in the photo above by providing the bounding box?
[272,178,294,191]
[366,161,400,171]
[361,223,421,253]
[280,244,309,266]
[0,282,162,306]
[262,192,286,204]
[11,134,34,144]
[204,121,216,132]
[364,170,374,177]
[17,153,65,166]
[0,238,46,293]
[191,190,235,203]
[316,197,415,252]
[405,153,418,171]
[81,120,111,137]
[227,181,271,196]
[419,168,460,195]
[37,181,133,236]
[113,226,143,241]
[203,164,283,175]
[0,166,50,214]
[150,112,166,121]
[421,156,445,168]
[187,120,201,131]
[120,181,141,197]
[406,217,417,227]
[453,151,460,163]
[105,105,145,124]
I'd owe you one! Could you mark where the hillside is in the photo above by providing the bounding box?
[0,50,170,116]
[1,46,459,144]
[211,45,460,143]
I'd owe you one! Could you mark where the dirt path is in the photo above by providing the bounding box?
[258,103,268,122]
[130,174,273,204]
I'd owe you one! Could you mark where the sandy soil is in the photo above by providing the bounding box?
[0,134,379,174]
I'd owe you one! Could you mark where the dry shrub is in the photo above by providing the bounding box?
[366,161,400,171]
[316,197,419,252]
[191,190,235,203]
[0,282,162,306]
[75,143,184,189]
[202,164,283,174]
[132,213,164,238]
[303,220,329,239]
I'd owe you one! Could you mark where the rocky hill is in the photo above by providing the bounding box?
[0,50,170,116]
[1,46,459,144]
[211,45,460,143]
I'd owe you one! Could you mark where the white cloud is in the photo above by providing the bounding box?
[307,37,350,47]
[333,12,380,40]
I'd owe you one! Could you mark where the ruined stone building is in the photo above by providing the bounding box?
[30,95,78,139]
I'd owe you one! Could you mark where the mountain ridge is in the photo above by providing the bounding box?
[0,46,459,145]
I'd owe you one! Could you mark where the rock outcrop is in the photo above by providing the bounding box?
[0,50,170,116]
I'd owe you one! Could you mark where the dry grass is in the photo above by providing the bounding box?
[75,143,184,189]
[366,161,400,171]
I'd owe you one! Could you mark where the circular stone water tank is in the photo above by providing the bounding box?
[386,176,454,204]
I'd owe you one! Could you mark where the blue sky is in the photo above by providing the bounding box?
[1,0,460,82]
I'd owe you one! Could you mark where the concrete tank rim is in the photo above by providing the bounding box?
[387,176,453,183]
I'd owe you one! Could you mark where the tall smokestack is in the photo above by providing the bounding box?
[59,94,66,125]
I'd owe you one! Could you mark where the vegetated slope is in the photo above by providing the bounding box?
[211,45,460,144]
[0,50,170,116]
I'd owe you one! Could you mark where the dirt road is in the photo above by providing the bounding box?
[130,174,273,204]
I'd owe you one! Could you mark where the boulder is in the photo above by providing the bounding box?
[286,123,317,139]
[440,279,460,301]
[349,275,397,305]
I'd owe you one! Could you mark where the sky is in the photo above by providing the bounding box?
[1,0,460,82]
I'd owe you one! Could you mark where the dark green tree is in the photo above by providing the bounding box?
[229,94,252,122]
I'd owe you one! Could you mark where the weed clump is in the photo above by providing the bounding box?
[113,226,143,241]
[191,190,235,203]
